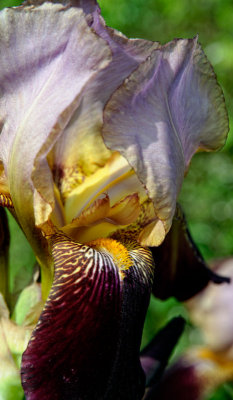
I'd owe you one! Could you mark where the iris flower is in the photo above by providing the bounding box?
[0,0,229,398]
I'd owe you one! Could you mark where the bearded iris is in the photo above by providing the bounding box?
[0,0,229,399]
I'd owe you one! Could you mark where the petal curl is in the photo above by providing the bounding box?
[103,37,229,234]
[21,234,154,399]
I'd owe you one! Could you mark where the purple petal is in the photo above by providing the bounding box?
[0,3,111,266]
[103,38,229,234]
[144,357,202,400]
[21,234,154,399]
[51,12,158,200]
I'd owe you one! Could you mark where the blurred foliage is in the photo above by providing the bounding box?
[1,0,233,398]
[209,384,233,400]
[6,211,36,307]
[0,0,21,7]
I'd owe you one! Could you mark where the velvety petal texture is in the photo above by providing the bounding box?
[143,355,202,400]
[103,38,229,235]
[0,3,111,268]
[21,234,154,399]
[151,206,229,301]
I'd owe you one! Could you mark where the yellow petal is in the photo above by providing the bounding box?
[108,193,140,225]
[138,219,165,247]
[65,151,148,226]
[64,152,132,223]
[62,195,110,239]
[63,193,141,244]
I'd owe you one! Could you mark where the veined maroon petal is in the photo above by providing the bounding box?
[21,234,154,399]
[151,205,229,301]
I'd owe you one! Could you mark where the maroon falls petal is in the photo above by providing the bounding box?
[151,205,230,301]
[21,234,154,400]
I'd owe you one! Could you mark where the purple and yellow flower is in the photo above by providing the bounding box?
[0,0,229,398]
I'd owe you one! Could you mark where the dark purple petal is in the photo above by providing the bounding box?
[103,38,229,235]
[21,234,154,399]
[140,317,185,386]
[144,358,202,400]
[151,205,229,301]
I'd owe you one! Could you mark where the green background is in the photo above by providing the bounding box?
[1,0,233,399]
